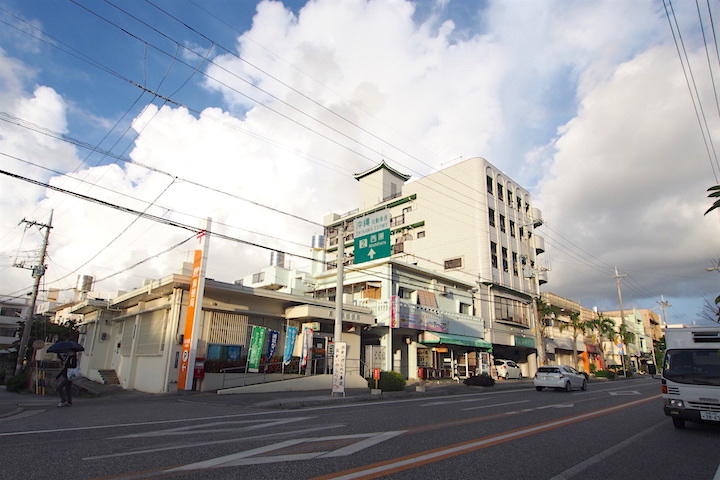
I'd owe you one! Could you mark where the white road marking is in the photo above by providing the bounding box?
[84,424,345,460]
[463,400,530,411]
[111,416,312,438]
[165,430,406,471]
[609,391,641,396]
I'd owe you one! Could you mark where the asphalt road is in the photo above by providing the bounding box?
[1,376,718,480]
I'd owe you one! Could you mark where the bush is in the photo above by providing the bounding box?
[367,371,406,391]
[6,373,27,392]
[593,370,616,379]
[463,373,495,387]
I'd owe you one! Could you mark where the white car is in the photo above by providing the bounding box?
[533,365,587,391]
[494,359,523,379]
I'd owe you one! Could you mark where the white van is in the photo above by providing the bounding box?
[662,325,720,429]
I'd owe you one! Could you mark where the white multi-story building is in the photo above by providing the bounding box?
[318,157,546,379]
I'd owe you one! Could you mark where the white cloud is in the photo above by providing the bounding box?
[0,0,717,324]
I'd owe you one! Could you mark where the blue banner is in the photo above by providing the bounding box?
[265,330,279,360]
[283,326,298,365]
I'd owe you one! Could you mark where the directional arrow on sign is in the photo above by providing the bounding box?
[368,248,376,259]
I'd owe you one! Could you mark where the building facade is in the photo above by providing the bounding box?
[319,157,546,379]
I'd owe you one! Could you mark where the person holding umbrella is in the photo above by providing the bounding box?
[48,341,83,408]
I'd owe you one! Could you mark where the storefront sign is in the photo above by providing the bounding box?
[247,326,267,373]
[390,296,449,332]
[300,327,313,368]
[265,330,279,360]
[177,222,211,391]
[283,326,298,365]
[331,342,347,396]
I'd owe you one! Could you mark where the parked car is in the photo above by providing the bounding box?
[533,365,587,391]
[494,359,523,379]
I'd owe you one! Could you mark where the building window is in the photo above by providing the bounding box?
[417,231,425,239]
[494,297,530,327]
[499,214,506,233]
[501,247,509,272]
[0,327,16,336]
[512,252,519,276]
[402,206,412,214]
[489,207,495,227]
[0,307,23,317]
[497,182,504,202]
[517,197,522,211]
[444,257,463,270]
[136,310,167,355]
[486,175,494,195]
[398,287,414,299]
[459,303,471,314]
[509,220,515,238]
[252,272,265,283]
[491,242,498,269]
[508,190,513,205]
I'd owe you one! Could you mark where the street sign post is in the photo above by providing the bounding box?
[353,210,391,264]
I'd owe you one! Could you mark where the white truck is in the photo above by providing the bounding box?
[662,325,720,429]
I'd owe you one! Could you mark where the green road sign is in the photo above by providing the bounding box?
[354,210,391,264]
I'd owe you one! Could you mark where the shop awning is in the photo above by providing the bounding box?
[420,332,492,350]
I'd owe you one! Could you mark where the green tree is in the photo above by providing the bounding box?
[705,189,720,320]
[618,322,636,375]
[12,316,79,372]
[705,184,720,215]
[536,298,561,365]
[558,311,588,370]
[588,312,615,369]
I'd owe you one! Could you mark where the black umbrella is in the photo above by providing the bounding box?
[47,340,84,353]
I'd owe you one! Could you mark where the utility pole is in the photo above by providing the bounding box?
[334,222,345,345]
[614,266,628,376]
[14,211,53,376]
[657,295,671,326]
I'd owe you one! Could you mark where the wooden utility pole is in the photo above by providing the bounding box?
[14,211,53,376]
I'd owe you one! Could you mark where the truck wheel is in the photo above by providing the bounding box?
[672,417,685,429]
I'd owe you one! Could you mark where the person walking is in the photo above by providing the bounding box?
[56,352,77,407]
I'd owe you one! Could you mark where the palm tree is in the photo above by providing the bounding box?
[558,311,588,370]
[588,312,615,369]
[536,298,560,365]
[618,322,636,375]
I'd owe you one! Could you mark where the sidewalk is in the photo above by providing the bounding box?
[0,377,535,418]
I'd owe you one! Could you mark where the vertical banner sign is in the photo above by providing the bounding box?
[283,326,298,365]
[247,326,267,373]
[178,219,211,391]
[331,342,347,396]
[300,327,313,368]
[390,295,399,328]
[265,330,279,361]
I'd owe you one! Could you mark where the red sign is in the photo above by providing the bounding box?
[373,368,381,380]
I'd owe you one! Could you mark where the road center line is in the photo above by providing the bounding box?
[312,394,662,480]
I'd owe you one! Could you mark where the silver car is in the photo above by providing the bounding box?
[533,365,587,391]
[494,359,523,380]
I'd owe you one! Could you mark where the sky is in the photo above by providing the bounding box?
[0,0,719,326]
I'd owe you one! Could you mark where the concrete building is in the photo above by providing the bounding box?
[317,157,546,379]
[602,308,659,373]
[52,263,375,393]
[0,299,26,354]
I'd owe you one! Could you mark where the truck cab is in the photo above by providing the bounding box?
[662,326,720,429]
